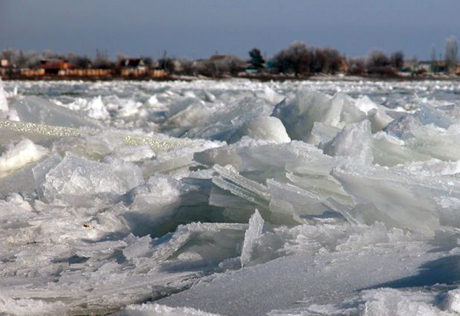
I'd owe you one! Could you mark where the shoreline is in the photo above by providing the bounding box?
[0,75,460,82]
[2,73,460,82]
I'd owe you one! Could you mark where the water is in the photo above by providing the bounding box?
[1,79,460,315]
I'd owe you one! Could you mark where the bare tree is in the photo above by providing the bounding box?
[390,51,404,69]
[1,48,15,65]
[366,50,395,75]
[215,56,245,76]
[93,49,112,69]
[445,35,458,72]
[347,57,366,75]
[273,42,311,77]
[67,53,92,69]
[367,50,390,68]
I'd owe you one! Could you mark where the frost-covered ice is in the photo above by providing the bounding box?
[2,79,460,315]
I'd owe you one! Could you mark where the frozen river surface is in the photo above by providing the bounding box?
[2,79,460,315]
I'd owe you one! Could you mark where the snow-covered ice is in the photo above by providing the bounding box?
[1,79,460,315]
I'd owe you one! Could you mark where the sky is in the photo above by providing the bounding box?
[1,0,460,60]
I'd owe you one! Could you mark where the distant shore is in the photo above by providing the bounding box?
[3,73,460,82]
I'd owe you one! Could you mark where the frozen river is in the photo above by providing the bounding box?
[2,79,460,315]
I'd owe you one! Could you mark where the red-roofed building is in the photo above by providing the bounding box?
[39,59,71,75]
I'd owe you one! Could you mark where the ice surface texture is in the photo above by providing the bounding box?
[2,79,460,315]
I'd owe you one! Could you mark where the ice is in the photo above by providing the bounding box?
[332,164,441,235]
[273,89,336,143]
[0,138,48,177]
[67,96,110,120]
[37,152,142,207]
[113,303,224,316]
[9,96,103,128]
[371,132,431,166]
[0,120,195,153]
[311,122,341,144]
[323,120,373,164]
[238,116,291,143]
[0,78,8,116]
[2,80,460,315]
[267,179,332,218]
[0,294,67,316]
[127,175,189,235]
[361,289,445,316]
[158,239,443,316]
[240,210,264,267]
[445,289,460,313]
[355,95,378,114]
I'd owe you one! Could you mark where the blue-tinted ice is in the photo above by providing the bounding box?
[1,79,460,315]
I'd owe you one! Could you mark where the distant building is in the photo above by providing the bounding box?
[0,59,8,68]
[417,61,433,72]
[119,58,146,69]
[119,58,147,76]
[40,59,71,75]
[415,61,449,73]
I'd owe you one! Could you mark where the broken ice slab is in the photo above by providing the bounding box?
[0,160,38,195]
[0,221,249,315]
[196,140,332,177]
[384,102,454,140]
[285,173,353,208]
[0,77,8,116]
[149,222,248,271]
[273,90,394,145]
[273,89,336,143]
[267,179,332,218]
[0,138,49,178]
[125,175,191,236]
[371,132,432,167]
[331,164,441,236]
[157,241,443,316]
[142,139,222,177]
[323,120,373,165]
[403,124,460,161]
[9,96,104,129]
[112,303,224,316]
[232,116,291,144]
[0,120,194,152]
[311,122,341,145]
[0,120,97,146]
[240,210,264,267]
[354,95,393,133]
[183,97,274,142]
[211,164,270,208]
[36,152,143,207]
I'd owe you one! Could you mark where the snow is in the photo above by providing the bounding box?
[1,79,460,315]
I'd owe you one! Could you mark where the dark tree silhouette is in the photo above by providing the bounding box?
[390,51,404,69]
[249,48,265,70]
[273,42,311,77]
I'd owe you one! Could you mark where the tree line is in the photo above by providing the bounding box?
[1,37,459,78]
